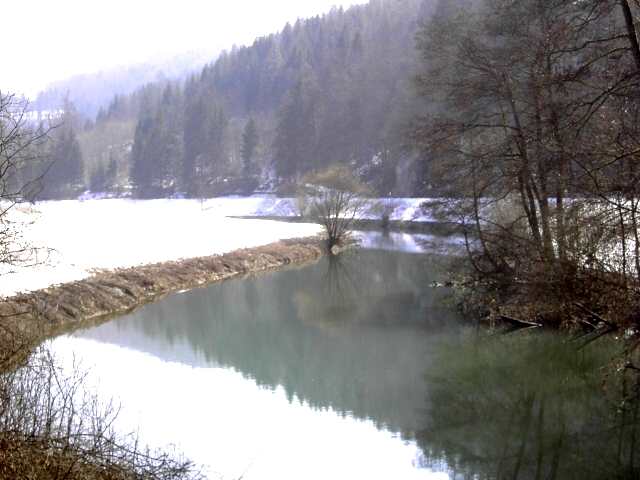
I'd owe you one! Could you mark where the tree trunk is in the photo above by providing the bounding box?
[621,0,640,73]
[505,77,545,258]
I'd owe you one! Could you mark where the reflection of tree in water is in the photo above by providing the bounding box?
[83,250,461,438]
[243,275,261,318]
[294,252,367,328]
[291,253,362,330]
[323,253,361,308]
[418,333,640,479]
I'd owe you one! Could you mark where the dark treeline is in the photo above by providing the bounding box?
[37,0,435,199]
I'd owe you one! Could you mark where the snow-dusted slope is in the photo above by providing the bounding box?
[0,199,321,298]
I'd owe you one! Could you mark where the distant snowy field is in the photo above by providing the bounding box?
[0,199,322,298]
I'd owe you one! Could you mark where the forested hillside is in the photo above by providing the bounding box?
[39,0,436,199]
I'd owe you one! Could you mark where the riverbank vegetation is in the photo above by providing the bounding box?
[413,1,640,338]
[0,336,199,479]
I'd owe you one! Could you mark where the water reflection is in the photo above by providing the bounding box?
[77,250,460,436]
[45,248,460,478]
[418,334,640,479]
[354,230,464,255]
[47,241,640,479]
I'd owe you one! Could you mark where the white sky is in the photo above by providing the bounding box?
[4,0,367,98]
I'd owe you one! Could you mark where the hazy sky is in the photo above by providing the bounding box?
[5,0,367,97]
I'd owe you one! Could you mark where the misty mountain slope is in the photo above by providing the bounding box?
[32,49,218,119]
[42,0,438,199]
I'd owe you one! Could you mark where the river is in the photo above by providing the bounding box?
[46,232,639,479]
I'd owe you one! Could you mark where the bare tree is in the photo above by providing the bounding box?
[413,0,640,328]
[298,165,370,253]
[0,347,200,479]
[0,91,50,271]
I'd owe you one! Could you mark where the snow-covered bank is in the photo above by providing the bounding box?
[1,199,322,298]
[190,195,437,222]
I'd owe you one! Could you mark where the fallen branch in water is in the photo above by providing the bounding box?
[574,302,618,331]
[499,315,542,329]
[570,303,619,350]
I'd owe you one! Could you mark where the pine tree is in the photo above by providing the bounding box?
[106,152,118,190]
[241,118,259,176]
[43,99,85,198]
[183,85,208,196]
[182,84,228,197]
[273,75,318,179]
[130,93,155,197]
[90,162,107,192]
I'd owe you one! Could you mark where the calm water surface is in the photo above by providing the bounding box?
[48,233,640,479]
[50,236,459,479]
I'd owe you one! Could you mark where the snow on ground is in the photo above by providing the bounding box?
[203,195,301,217]
[0,199,322,298]
[74,194,439,221]
[200,195,437,222]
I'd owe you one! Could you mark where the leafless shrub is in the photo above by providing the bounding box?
[297,165,370,253]
[0,346,201,480]
[0,92,54,275]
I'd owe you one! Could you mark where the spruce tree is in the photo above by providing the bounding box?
[241,118,259,176]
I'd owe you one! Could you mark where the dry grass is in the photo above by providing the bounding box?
[0,347,200,480]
